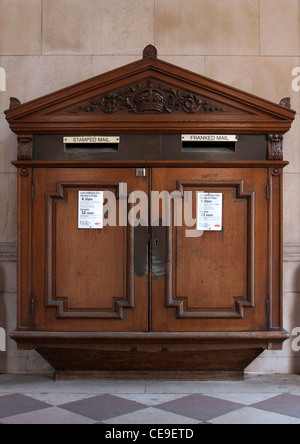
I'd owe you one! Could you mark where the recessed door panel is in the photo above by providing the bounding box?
[51,184,132,316]
[151,168,268,332]
[32,168,149,332]
[173,185,250,314]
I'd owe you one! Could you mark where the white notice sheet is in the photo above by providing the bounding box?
[197,192,223,231]
[78,191,104,229]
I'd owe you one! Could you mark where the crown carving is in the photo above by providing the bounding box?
[134,80,166,114]
[71,78,227,115]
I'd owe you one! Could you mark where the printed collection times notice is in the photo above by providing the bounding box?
[197,192,223,231]
[78,191,104,229]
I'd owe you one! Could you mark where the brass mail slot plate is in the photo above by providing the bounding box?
[182,135,238,142]
[64,136,120,144]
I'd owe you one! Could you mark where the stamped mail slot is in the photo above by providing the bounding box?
[64,136,120,152]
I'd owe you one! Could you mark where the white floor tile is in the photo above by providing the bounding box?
[210,407,300,425]
[115,393,189,406]
[103,407,201,425]
[0,376,147,394]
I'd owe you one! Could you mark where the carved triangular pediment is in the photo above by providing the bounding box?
[50,76,252,118]
[67,78,229,115]
[5,45,295,134]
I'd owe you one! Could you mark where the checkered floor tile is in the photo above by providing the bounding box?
[0,375,300,424]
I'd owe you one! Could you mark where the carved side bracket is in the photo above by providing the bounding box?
[17,135,33,161]
[268,134,283,161]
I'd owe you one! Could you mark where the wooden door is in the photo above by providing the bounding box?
[151,168,269,332]
[32,168,149,332]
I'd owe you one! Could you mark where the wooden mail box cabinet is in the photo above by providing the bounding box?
[5,46,295,376]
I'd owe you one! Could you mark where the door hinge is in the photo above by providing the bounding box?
[30,298,34,315]
[31,184,35,200]
[266,185,270,200]
[266,299,270,316]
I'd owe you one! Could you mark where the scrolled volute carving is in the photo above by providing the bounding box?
[279,97,291,109]
[9,97,21,109]
[71,79,227,115]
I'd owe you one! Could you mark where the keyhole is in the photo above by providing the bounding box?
[154,239,159,248]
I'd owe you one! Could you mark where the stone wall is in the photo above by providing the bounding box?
[0,0,299,373]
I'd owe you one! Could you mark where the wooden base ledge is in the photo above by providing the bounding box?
[10,331,289,373]
[55,371,245,381]
[10,330,290,346]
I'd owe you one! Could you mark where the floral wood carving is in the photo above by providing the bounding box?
[17,135,33,161]
[70,79,227,115]
[268,134,283,161]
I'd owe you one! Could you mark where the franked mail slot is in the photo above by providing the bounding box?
[181,135,237,153]
[64,136,119,152]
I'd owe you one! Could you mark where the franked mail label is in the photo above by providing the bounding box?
[78,191,104,229]
[182,135,238,142]
[197,192,223,231]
